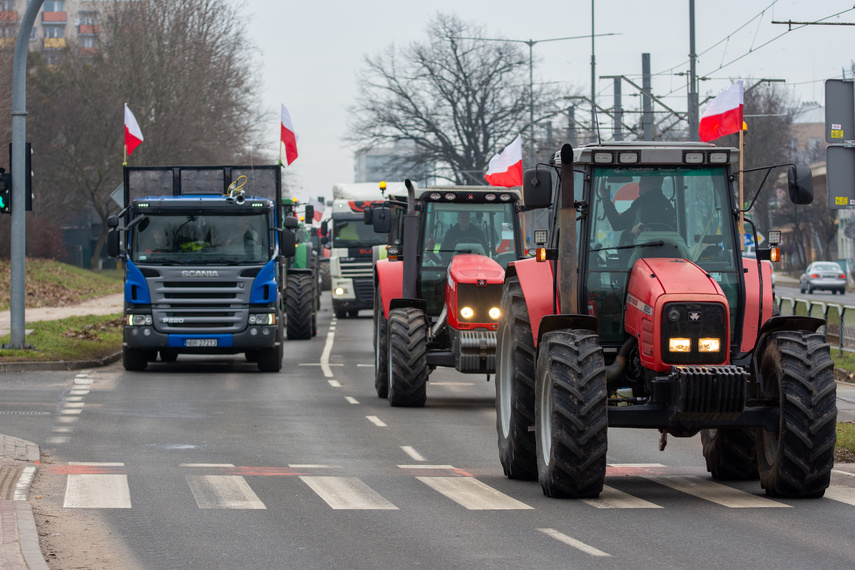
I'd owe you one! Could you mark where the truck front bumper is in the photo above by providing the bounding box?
[124,324,279,354]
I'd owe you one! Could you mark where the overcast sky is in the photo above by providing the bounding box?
[243,0,855,202]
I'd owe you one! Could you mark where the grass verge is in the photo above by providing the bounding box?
[0,314,123,362]
[0,259,123,311]
[837,422,855,463]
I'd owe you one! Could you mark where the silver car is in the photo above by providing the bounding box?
[799,261,846,294]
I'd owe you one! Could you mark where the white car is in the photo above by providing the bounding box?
[800,261,846,295]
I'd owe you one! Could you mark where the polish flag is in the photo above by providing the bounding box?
[698,81,744,142]
[280,104,299,166]
[485,134,523,187]
[124,103,144,155]
[308,196,325,222]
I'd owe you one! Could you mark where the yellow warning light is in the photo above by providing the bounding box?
[299,215,305,221]
[536,248,547,262]
[379,181,387,191]
[770,247,781,262]
[292,197,298,203]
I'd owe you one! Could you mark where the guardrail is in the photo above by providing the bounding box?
[776,296,853,354]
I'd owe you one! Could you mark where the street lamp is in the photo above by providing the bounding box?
[459,31,619,168]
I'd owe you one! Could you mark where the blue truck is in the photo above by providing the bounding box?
[106,165,297,372]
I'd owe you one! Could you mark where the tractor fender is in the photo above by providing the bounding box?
[740,257,776,353]
[375,259,404,320]
[509,256,557,348]
[537,314,599,346]
[745,315,826,379]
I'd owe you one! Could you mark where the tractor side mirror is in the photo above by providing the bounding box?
[281,229,297,258]
[107,215,119,229]
[321,236,329,246]
[107,228,120,258]
[320,220,329,236]
[788,164,814,205]
[363,206,374,225]
[523,168,552,209]
[372,207,392,233]
[305,205,314,222]
[283,216,299,230]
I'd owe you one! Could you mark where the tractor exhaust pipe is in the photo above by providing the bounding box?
[558,144,577,314]
[605,337,637,383]
[402,180,419,300]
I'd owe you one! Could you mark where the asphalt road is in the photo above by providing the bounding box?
[3,296,855,569]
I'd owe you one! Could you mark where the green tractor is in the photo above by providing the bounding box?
[282,198,320,340]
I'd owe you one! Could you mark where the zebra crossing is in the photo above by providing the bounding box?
[43,461,855,511]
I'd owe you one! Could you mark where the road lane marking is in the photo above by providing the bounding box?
[320,331,335,377]
[63,402,85,408]
[644,476,789,508]
[52,427,73,433]
[366,416,387,427]
[401,446,426,461]
[65,396,84,402]
[69,390,90,396]
[46,436,70,444]
[299,476,398,510]
[56,417,78,423]
[416,477,533,510]
[538,528,611,557]
[61,409,82,415]
[398,465,455,470]
[328,380,342,388]
[69,462,126,466]
[833,469,855,478]
[64,474,132,508]
[181,464,235,468]
[345,396,359,404]
[582,485,663,509]
[288,464,342,469]
[824,487,855,506]
[187,475,266,509]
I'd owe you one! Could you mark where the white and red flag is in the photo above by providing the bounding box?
[280,104,299,166]
[124,103,144,155]
[308,196,325,222]
[698,81,744,142]
[485,134,523,187]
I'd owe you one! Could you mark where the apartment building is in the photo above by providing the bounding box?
[0,0,101,59]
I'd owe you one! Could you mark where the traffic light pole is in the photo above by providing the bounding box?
[6,0,44,350]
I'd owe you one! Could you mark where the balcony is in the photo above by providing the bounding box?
[44,37,66,49]
[42,11,66,23]
[0,11,17,22]
[78,24,99,35]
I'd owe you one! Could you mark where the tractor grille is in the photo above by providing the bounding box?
[455,330,497,373]
[672,365,748,417]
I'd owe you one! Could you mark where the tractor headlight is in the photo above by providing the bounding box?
[698,338,721,353]
[489,307,500,320]
[460,307,474,319]
[668,338,691,353]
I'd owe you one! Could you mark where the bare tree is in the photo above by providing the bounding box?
[22,0,265,267]
[346,13,568,185]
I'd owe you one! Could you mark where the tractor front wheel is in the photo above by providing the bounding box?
[387,307,428,407]
[535,329,607,498]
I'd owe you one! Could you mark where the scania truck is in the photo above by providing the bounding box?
[329,182,405,318]
[107,165,297,372]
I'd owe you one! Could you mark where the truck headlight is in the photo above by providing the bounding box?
[334,287,345,296]
[127,314,152,326]
[460,307,474,319]
[668,338,691,352]
[698,338,721,353]
[249,313,276,325]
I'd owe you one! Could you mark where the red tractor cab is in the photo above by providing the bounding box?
[371,182,525,407]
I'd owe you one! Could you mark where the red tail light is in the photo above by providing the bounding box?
[811,274,819,278]
[840,274,846,279]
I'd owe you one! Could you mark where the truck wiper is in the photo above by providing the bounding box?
[591,240,665,253]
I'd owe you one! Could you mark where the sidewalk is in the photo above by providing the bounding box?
[0,293,125,338]
[0,436,48,570]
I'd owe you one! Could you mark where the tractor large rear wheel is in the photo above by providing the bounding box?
[535,329,607,498]
[756,331,836,498]
[374,288,389,398]
[286,273,314,340]
[496,277,537,480]
[701,428,758,480]
[387,307,428,407]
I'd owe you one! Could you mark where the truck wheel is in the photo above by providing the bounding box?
[123,347,149,371]
[496,277,537,480]
[756,331,836,498]
[257,342,283,372]
[374,288,389,399]
[286,273,314,340]
[701,428,758,480]
[535,329,607,498]
[387,307,428,407]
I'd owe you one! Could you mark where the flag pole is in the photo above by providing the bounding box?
[123,144,127,167]
[738,126,744,251]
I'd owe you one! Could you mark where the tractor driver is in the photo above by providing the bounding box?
[442,210,489,254]
[600,176,677,236]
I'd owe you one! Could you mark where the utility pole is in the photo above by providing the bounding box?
[613,78,623,141]
[5,0,44,350]
[642,53,653,141]
[688,0,700,141]
[591,0,597,142]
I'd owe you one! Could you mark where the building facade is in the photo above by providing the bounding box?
[0,0,101,60]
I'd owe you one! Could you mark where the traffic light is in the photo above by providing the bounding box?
[0,168,10,214]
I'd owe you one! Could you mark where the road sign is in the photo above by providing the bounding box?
[828,146,855,208]
[826,79,855,144]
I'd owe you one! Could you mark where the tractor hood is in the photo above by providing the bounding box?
[446,254,504,291]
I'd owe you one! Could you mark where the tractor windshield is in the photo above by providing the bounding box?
[419,201,519,315]
[586,166,739,344]
[131,212,270,265]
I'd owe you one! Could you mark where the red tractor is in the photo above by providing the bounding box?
[497,142,836,499]
[371,182,524,407]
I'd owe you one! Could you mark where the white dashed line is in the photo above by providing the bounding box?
[366,416,387,427]
[328,380,342,388]
[320,331,335,377]
[538,528,611,557]
[345,396,359,404]
[400,446,426,461]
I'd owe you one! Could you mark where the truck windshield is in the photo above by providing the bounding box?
[586,166,739,344]
[332,217,388,248]
[131,213,270,265]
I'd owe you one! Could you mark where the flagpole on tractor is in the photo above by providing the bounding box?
[124,145,127,167]
[739,127,744,251]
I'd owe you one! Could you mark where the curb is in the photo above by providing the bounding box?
[0,435,48,570]
[0,351,122,373]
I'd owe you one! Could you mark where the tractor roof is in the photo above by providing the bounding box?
[552,141,740,167]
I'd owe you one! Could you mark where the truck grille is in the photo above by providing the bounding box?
[354,278,374,305]
[341,261,373,279]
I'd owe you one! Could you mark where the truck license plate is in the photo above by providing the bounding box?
[185,339,217,347]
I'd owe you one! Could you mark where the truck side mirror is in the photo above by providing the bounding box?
[107,228,120,258]
[107,215,119,229]
[305,205,314,222]
[372,207,392,233]
[281,229,297,258]
[523,168,552,209]
[788,164,814,205]
[363,206,374,225]
[283,216,299,230]
[320,220,328,237]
